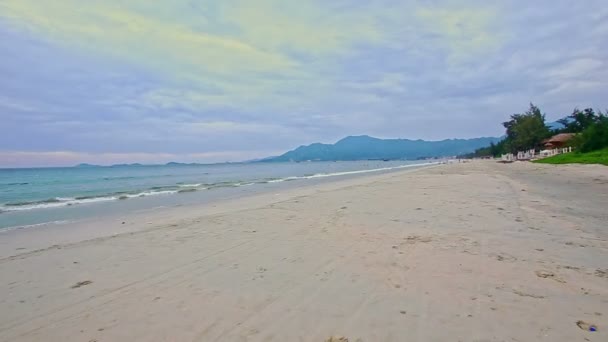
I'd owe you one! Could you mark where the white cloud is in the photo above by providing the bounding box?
[0,0,607,166]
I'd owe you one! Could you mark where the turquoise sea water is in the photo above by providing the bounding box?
[0,160,436,230]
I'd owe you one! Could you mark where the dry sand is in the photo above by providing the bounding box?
[0,161,607,341]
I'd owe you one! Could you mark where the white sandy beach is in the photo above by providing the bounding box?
[1,161,607,341]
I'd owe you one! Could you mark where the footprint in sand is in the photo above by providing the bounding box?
[595,269,608,278]
[535,270,566,283]
[557,265,581,271]
[71,280,93,289]
[404,235,432,244]
[493,253,517,262]
[325,337,351,342]
[512,289,544,299]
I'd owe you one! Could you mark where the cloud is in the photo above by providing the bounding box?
[1,0,504,112]
[545,58,605,80]
[414,6,501,62]
[0,0,391,112]
[184,121,280,134]
[1,1,294,72]
[0,95,36,112]
[0,0,607,166]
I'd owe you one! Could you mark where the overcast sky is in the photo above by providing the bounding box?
[1,1,607,167]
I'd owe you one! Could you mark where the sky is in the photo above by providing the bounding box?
[1,1,607,167]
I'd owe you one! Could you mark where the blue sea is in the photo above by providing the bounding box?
[0,160,436,230]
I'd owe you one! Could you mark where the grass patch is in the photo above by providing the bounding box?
[533,148,608,166]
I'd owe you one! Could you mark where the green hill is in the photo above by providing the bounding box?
[265,135,501,162]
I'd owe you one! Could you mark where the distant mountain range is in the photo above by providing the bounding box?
[263,135,502,162]
[73,122,565,167]
[72,135,504,167]
[546,120,567,130]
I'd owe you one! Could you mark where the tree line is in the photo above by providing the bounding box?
[464,104,608,158]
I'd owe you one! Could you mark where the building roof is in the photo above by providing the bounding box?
[544,133,575,144]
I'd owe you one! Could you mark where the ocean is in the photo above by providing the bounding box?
[0,160,437,230]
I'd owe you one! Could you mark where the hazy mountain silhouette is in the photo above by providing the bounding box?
[265,135,502,162]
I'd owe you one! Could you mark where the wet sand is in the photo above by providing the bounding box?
[0,161,607,341]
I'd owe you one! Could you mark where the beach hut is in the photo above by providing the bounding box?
[543,133,575,149]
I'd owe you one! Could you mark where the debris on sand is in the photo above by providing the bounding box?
[325,336,349,342]
[405,235,432,244]
[535,270,554,278]
[535,270,566,283]
[512,289,544,299]
[71,280,93,289]
[576,320,598,332]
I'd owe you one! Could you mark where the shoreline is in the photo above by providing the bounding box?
[0,160,440,230]
[1,160,606,341]
[0,162,443,259]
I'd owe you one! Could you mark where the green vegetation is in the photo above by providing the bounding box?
[556,108,599,133]
[570,113,608,153]
[502,104,551,152]
[533,148,608,166]
[462,103,551,158]
[462,104,608,164]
